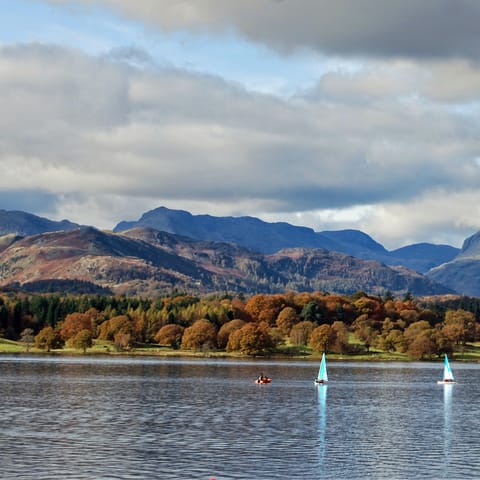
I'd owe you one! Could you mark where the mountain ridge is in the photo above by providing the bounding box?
[0,209,79,236]
[114,206,459,273]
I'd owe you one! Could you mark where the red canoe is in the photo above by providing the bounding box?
[255,377,272,384]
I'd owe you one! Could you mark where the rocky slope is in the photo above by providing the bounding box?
[0,226,454,297]
[427,231,480,296]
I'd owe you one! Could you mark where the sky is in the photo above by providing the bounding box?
[2,0,480,250]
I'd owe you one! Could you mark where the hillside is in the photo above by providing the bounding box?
[0,226,453,297]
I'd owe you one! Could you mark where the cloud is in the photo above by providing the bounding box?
[104,45,153,66]
[48,0,480,59]
[0,190,58,214]
[359,189,480,249]
[310,59,480,104]
[1,43,480,247]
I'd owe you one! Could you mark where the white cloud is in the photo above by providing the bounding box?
[3,32,480,246]
[359,189,480,249]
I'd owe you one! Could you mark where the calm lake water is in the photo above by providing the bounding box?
[1,355,480,480]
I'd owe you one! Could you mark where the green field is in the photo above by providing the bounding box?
[2,336,480,361]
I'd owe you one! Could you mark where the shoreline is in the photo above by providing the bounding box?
[0,348,475,362]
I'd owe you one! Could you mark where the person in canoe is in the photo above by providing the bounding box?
[256,373,271,384]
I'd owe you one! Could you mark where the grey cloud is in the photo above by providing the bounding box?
[0,190,58,214]
[49,0,480,59]
[2,44,480,243]
[104,45,153,66]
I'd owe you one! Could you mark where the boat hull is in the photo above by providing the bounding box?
[437,380,456,384]
[314,379,327,385]
[255,378,272,384]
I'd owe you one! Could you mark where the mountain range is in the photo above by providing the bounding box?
[114,206,459,273]
[0,206,478,297]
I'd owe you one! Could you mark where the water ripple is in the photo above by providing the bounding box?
[2,358,480,479]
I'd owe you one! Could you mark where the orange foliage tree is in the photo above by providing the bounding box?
[442,309,476,346]
[181,319,217,351]
[59,312,94,342]
[244,294,285,325]
[309,324,334,353]
[216,319,246,349]
[330,320,349,353]
[276,307,298,336]
[155,324,184,349]
[226,322,274,356]
[98,315,135,341]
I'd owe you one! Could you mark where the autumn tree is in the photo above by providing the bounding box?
[59,312,94,342]
[181,319,217,351]
[310,324,334,353]
[98,315,134,342]
[381,317,395,335]
[408,332,435,360]
[35,326,61,352]
[404,321,441,359]
[353,296,382,320]
[289,321,315,346]
[292,292,315,310]
[442,309,476,346]
[114,332,132,351]
[352,314,377,352]
[276,307,298,336]
[155,324,185,349]
[330,321,349,353]
[399,309,419,326]
[378,329,406,353]
[226,322,274,356]
[244,294,285,325]
[71,329,93,353]
[216,319,246,349]
[403,320,432,347]
[322,295,355,324]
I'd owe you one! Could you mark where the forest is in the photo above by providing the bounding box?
[1,290,480,359]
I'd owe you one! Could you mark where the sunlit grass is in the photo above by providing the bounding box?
[0,338,28,353]
[0,336,479,361]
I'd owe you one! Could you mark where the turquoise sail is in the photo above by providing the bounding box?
[315,353,328,384]
[438,354,456,384]
[443,354,454,382]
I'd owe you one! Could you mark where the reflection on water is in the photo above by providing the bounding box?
[1,357,480,479]
[316,384,327,469]
[443,383,453,476]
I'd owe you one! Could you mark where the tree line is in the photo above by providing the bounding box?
[1,290,480,358]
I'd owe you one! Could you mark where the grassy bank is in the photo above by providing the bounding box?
[2,336,480,361]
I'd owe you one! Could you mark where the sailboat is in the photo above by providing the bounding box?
[437,354,456,384]
[315,352,328,385]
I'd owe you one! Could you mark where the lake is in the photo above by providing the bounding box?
[1,355,480,480]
